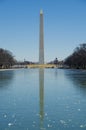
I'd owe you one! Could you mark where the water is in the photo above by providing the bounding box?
[0,69,86,130]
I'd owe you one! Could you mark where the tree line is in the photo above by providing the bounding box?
[0,48,16,69]
[64,43,86,69]
[0,43,86,69]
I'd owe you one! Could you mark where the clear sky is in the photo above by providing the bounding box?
[0,0,86,62]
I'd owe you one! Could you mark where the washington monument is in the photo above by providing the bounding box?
[39,10,44,64]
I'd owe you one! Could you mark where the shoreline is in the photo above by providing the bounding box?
[0,68,24,71]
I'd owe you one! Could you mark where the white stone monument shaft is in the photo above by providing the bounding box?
[39,10,44,64]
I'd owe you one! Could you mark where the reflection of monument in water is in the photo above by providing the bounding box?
[39,10,44,64]
[39,69,44,129]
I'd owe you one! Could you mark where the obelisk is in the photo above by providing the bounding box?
[39,10,44,64]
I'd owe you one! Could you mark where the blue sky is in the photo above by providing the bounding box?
[0,0,86,62]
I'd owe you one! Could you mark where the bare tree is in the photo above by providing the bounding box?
[64,43,86,69]
[0,48,16,69]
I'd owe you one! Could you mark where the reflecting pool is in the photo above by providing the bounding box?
[0,69,86,130]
